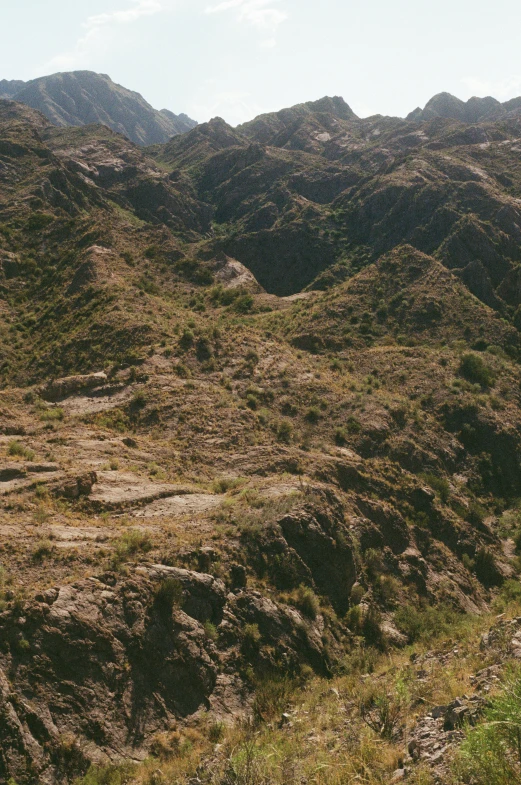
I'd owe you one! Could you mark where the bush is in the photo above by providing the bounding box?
[179,329,194,351]
[203,621,218,641]
[362,606,386,649]
[129,390,147,411]
[208,721,225,743]
[466,500,487,526]
[350,584,365,605]
[276,420,292,443]
[153,578,184,614]
[72,762,137,785]
[112,529,152,566]
[241,623,261,656]
[39,407,64,422]
[347,603,386,649]
[420,472,450,503]
[32,539,55,563]
[346,416,362,434]
[459,353,496,388]
[292,585,320,620]
[252,675,295,724]
[374,575,400,606]
[498,579,521,605]
[474,547,503,588]
[232,293,254,313]
[305,406,320,424]
[360,688,403,741]
[7,440,35,461]
[27,212,54,231]
[395,603,460,643]
[335,427,348,446]
[454,668,521,785]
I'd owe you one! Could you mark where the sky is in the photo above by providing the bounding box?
[2,0,521,126]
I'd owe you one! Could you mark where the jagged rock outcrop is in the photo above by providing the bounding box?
[0,567,334,783]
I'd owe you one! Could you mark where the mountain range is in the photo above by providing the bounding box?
[0,70,197,145]
[5,70,521,147]
[2,76,521,785]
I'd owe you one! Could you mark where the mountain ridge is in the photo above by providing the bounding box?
[0,70,197,145]
[408,90,521,123]
[3,82,521,785]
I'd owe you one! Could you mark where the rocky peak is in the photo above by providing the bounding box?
[0,78,25,99]
[408,91,521,123]
[303,95,358,121]
[1,70,197,146]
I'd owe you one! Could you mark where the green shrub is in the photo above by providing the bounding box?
[374,575,400,606]
[153,578,184,614]
[203,621,219,641]
[252,675,295,724]
[7,440,35,461]
[363,548,385,579]
[459,353,496,388]
[27,213,54,231]
[208,721,225,743]
[362,606,386,649]
[466,500,487,526]
[335,427,348,446]
[474,547,503,588]
[305,406,320,424]
[454,668,521,785]
[420,472,450,503]
[394,603,460,643]
[241,623,261,656]
[144,245,160,259]
[129,390,147,411]
[232,293,254,313]
[32,539,55,563]
[179,329,194,351]
[72,762,137,785]
[346,416,362,434]
[276,420,292,443]
[212,477,244,494]
[246,394,258,410]
[350,584,365,605]
[39,407,64,422]
[498,579,521,605]
[292,585,320,620]
[112,529,152,566]
[17,637,30,653]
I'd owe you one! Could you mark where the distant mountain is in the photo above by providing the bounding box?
[408,91,521,123]
[1,71,196,145]
[0,79,25,99]
[238,96,358,150]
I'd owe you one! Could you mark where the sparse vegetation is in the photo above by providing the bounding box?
[3,78,521,785]
[454,668,521,784]
[459,353,496,388]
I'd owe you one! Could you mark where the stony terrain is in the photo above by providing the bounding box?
[2,90,521,784]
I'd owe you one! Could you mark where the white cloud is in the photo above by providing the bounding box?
[205,0,288,46]
[189,85,263,126]
[86,0,164,29]
[461,75,521,101]
[44,0,170,72]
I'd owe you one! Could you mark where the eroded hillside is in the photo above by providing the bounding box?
[1,95,521,785]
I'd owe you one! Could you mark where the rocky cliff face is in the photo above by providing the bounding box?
[2,71,196,145]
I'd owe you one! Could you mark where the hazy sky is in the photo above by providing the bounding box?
[2,0,521,125]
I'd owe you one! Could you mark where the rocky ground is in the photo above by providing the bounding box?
[2,94,521,784]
